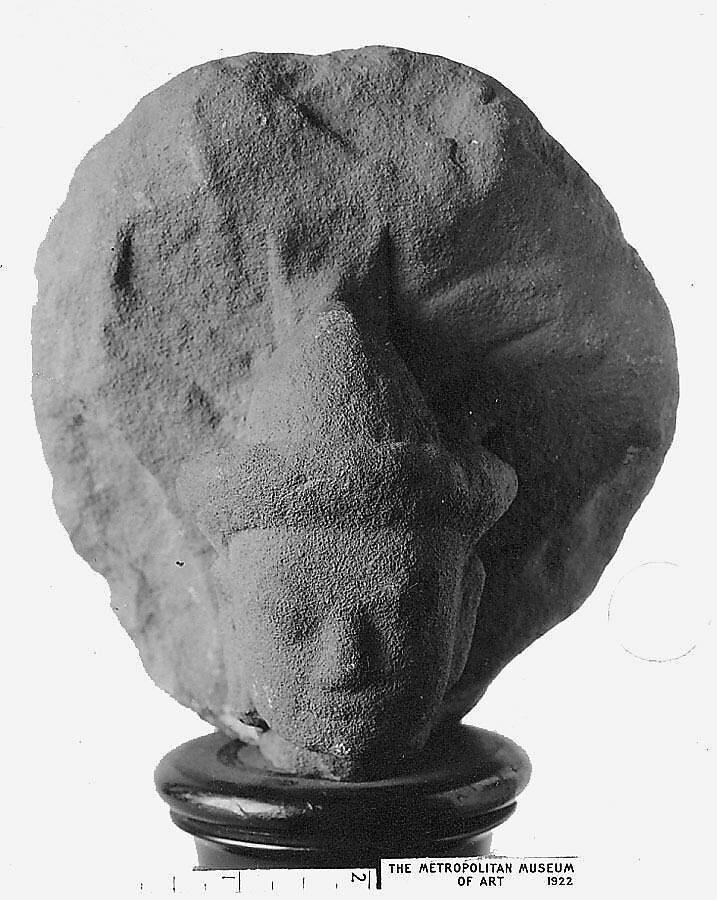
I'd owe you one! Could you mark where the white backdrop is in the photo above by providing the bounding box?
[2,2,713,898]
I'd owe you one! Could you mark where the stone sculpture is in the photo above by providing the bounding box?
[33,47,678,782]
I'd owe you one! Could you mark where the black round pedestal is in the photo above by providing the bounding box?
[155,726,530,870]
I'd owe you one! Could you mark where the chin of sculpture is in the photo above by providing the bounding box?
[33,46,677,865]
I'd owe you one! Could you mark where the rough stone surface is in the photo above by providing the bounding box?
[33,46,678,777]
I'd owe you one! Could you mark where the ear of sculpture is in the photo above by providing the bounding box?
[446,550,486,695]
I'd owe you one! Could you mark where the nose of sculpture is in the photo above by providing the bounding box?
[316,613,385,691]
[318,621,366,691]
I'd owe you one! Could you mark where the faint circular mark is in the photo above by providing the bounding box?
[608,562,707,663]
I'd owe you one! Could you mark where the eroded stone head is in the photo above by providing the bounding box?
[179,302,516,775]
[33,46,677,779]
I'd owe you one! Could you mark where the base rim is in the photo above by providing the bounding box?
[155,725,530,868]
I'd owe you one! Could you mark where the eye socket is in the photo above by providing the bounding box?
[270,600,319,645]
[242,569,320,646]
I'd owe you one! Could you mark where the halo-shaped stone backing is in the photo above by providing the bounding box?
[155,726,530,866]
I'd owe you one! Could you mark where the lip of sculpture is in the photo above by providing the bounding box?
[317,671,400,693]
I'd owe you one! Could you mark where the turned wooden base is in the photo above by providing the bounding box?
[155,726,531,871]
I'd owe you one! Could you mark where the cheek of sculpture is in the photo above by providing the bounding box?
[218,525,472,761]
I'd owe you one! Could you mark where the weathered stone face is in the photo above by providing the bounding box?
[33,46,678,778]
[219,525,473,775]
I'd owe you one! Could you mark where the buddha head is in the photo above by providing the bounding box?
[179,301,517,776]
